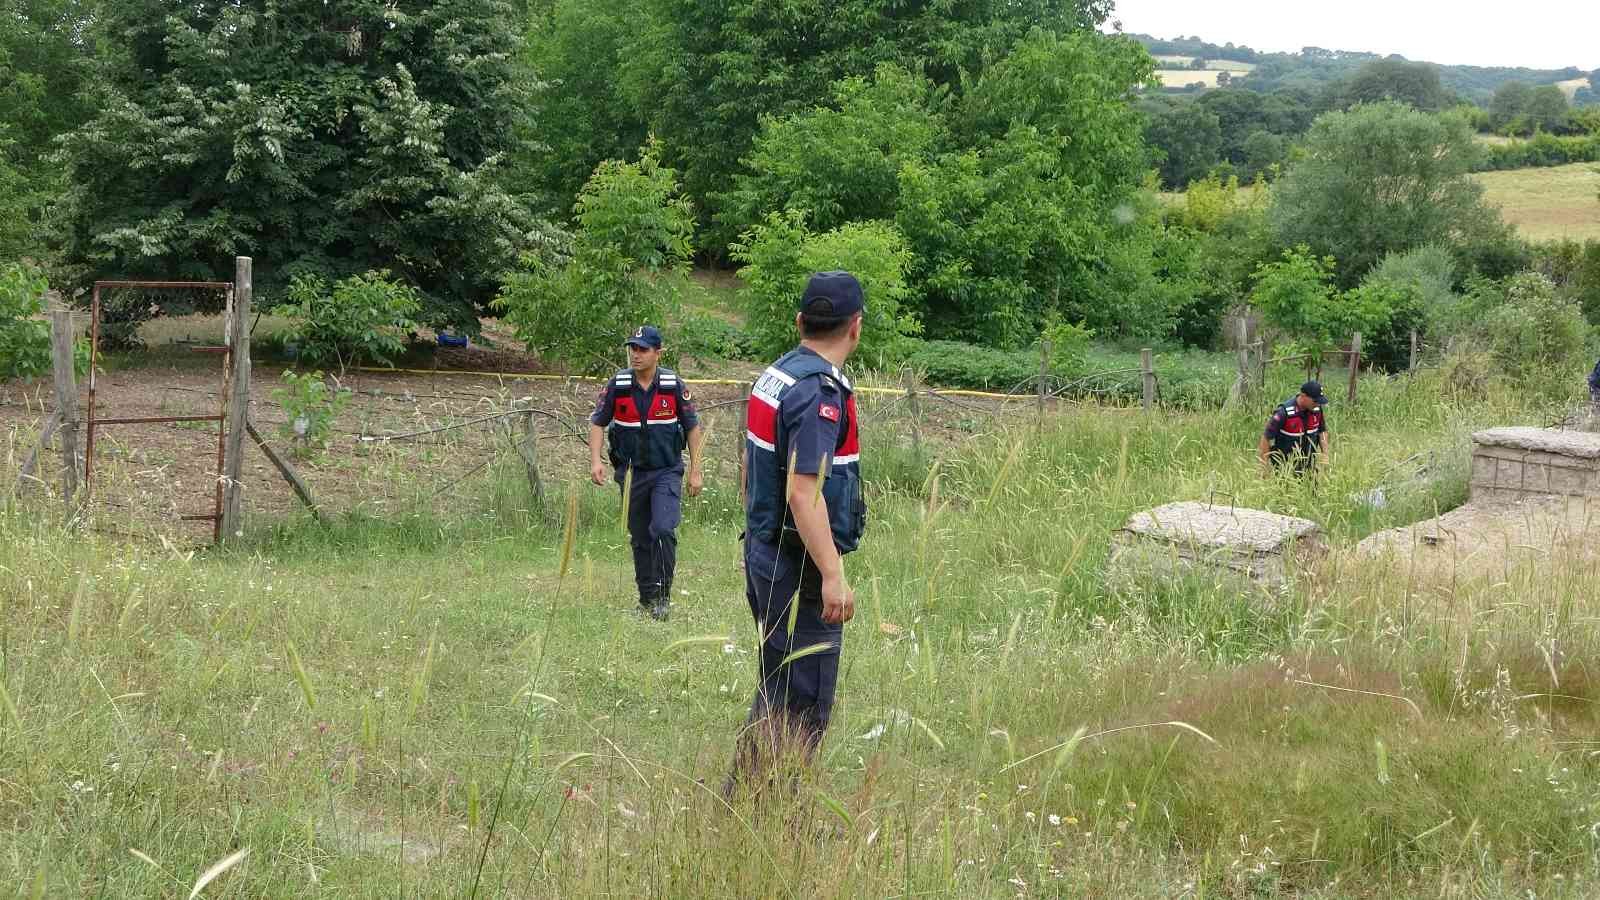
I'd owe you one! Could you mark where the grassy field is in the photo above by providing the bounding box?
[1153,55,1257,73]
[1556,77,1590,100]
[1476,163,1600,242]
[1154,69,1226,89]
[5,346,1600,896]
[1159,164,1599,243]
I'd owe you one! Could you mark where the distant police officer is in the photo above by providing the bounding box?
[727,271,866,794]
[1259,380,1330,475]
[589,325,705,621]
[1588,356,1600,414]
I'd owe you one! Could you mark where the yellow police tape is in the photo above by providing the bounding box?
[354,366,1032,401]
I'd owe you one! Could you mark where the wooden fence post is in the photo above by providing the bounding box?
[904,368,922,458]
[1231,318,1251,403]
[1036,339,1050,426]
[1346,331,1362,405]
[1140,348,1155,411]
[50,309,80,516]
[1408,329,1418,375]
[734,381,750,484]
[220,256,252,539]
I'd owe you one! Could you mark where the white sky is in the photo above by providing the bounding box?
[1107,0,1600,71]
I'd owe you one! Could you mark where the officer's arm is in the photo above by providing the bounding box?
[1257,435,1272,467]
[686,424,706,473]
[788,473,846,584]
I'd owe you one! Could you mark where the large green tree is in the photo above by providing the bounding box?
[1269,102,1510,286]
[520,0,650,210]
[723,31,1156,346]
[1142,98,1222,188]
[626,0,1113,250]
[1331,59,1451,112]
[61,0,548,333]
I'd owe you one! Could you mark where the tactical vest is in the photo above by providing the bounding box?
[605,368,689,471]
[1270,398,1325,457]
[744,348,865,553]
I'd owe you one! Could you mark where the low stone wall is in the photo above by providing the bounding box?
[1469,427,1600,504]
[1108,502,1325,593]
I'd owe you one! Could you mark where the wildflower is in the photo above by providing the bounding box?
[1048,814,1061,826]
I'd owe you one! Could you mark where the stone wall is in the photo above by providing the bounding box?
[1469,427,1600,504]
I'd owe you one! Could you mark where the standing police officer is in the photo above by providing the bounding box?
[727,271,866,795]
[589,325,704,621]
[1259,380,1330,475]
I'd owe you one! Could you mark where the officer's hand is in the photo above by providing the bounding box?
[821,573,855,625]
[590,461,607,486]
[687,466,704,497]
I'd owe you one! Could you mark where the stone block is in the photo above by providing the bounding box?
[1470,453,1498,486]
[1496,458,1523,489]
[1108,502,1324,594]
[1523,462,1550,494]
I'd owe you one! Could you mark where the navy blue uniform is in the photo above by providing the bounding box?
[591,367,698,606]
[1588,358,1600,404]
[738,347,863,761]
[1263,397,1327,472]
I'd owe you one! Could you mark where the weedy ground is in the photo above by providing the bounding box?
[3,360,1598,898]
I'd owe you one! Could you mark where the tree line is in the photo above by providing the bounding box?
[1,1,1596,384]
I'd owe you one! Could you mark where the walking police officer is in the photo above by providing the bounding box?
[1259,380,1330,475]
[727,271,866,795]
[589,325,704,620]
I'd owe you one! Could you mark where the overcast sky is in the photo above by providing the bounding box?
[1106,0,1600,71]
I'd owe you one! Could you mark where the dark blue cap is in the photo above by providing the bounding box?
[800,271,865,319]
[624,325,663,349]
[1300,380,1327,404]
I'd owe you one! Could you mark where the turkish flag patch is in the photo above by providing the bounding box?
[818,403,840,423]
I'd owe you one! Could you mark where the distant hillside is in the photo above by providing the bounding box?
[1130,34,1599,105]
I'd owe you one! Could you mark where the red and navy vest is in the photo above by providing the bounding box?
[744,349,864,553]
[605,368,689,471]
[1270,398,1325,457]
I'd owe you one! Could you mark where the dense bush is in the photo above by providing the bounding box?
[1475,133,1600,171]
[497,147,692,374]
[0,261,52,379]
[676,311,757,361]
[1534,239,1600,324]
[1361,245,1457,368]
[1477,272,1590,382]
[272,271,421,376]
[732,211,918,367]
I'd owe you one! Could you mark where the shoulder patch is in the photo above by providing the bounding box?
[818,403,840,423]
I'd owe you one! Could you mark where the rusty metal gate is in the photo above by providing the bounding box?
[84,280,235,542]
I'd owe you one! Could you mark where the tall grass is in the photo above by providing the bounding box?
[1,368,1598,896]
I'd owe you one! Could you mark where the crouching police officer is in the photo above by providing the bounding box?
[589,325,704,620]
[726,271,866,796]
[1259,380,1330,476]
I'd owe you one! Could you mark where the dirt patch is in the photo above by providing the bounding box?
[0,338,1020,545]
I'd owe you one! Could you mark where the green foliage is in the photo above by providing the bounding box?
[1475,133,1600,171]
[60,0,547,333]
[732,211,918,366]
[1476,272,1590,382]
[1251,246,1397,361]
[1142,98,1221,189]
[629,0,1115,247]
[521,0,651,212]
[895,339,1039,391]
[675,311,756,361]
[1270,102,1509,286]
[270,370,351,459]
[497,147,693,373]
[0,260,51,379]
[272,271,421,376]
[1362,245,1458,365]
[1534,239,1600,324]
[720,65,949,240]
[1331,59,1451,112]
